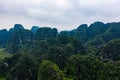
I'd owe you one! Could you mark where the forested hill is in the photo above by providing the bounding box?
[60,22,120,47]
[0,21,120,48]
[0,21,120,80]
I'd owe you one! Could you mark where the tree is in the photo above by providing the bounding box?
[64,54,103,80]
[71,38,86,54]
[38,60,65,80]
[6,54,39,80]
[98,62,119,80]
[0,53,21,77]
[45,45,74,69]
[57,35,70,45]
[99,39,120,61]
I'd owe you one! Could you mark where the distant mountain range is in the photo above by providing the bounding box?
[0,21,120,48]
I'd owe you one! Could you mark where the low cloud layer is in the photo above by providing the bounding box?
[0,0,120,30]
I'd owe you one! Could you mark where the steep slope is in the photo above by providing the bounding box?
[98,39,120,61]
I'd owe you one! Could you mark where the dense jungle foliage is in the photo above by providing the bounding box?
[0,21,120,80]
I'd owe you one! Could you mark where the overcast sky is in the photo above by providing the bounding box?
[0,0,120,30]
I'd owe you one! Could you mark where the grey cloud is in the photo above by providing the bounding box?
[0,0,120,30]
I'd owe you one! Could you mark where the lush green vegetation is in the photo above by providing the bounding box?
[0,49,12,60]
[0,22,120,80]
[0,77,5,80]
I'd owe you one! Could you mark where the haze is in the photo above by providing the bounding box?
[0,0,120,30]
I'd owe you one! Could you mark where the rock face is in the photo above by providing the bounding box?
[0,29,9,47]
[14,24,24,30]
[34,27,58,40]
[31,26,39,34]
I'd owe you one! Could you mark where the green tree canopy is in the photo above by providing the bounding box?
[6,54,38,80]
[38,60,65,80]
